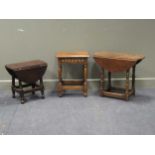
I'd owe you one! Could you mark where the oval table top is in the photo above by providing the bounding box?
[94,51,144,62]
[5,60,47,72]
[94,51,145,72]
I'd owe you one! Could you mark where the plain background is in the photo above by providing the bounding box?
[0,19,155,90]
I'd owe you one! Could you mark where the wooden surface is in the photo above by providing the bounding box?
[56,51,89,97]
[56,51,89,58]
[94,51,144,62]
[5,60,47,104]
[5,60,47,71]
[94,51,145,100]
[94,51,144,72]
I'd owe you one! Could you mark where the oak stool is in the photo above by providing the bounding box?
[56,51,89,97]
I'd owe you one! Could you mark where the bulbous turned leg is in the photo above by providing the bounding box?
[57,59,63,97]
[57,82,63,97]
[19,80,25,104]
[83,81,88,97]
[20,93,25,104]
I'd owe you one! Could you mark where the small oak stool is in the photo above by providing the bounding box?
[5,60,47,104]
[56,51,89,96]
[94,51,144,100]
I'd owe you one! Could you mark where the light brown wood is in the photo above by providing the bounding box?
[94,51,145,100]
[56,51,89,97]
[94,51,144,62]
[63,85,83,90]
[56,51,89,58]
[94,51,144,72]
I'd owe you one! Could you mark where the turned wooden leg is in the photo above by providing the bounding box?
[132,65,136,96]
[125,70,130,101]
[108,71,111,91]
[40,78,45,99]
[57,59,63,97]
[83,62,88,97]
[32,83,35,95]
[100,68,105,96]
[12,76,15,98]
[19,80,25,104]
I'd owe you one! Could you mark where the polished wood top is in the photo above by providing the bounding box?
[56,51,89,58]
[6,60,47,71]
[94,51,144,62]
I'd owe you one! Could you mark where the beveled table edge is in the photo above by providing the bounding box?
[56,51,90,58]
[93,51,145,62]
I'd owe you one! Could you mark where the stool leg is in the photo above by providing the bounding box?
[12,76,15,98]
[83,62,88,97]
[132,65,136,96]
[19,80,25,104]
[40,78,45,99]
[57,59,63,97]
[32,83,35,95]
[125,70,130,101]
[100,69,105,96]
[108,71,111,91]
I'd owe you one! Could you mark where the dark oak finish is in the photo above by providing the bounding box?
[5,60,47,104]
[56,51,89,97]
[94,51,145,100]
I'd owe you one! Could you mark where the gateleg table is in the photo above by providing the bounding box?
[94,51,145,100]
[5,60,47,104]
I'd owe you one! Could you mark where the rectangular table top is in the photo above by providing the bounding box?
[56,51,89,58]
[94,51,145,62]
[5,60,47,71]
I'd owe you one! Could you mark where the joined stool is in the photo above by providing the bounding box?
[56,51,89,97]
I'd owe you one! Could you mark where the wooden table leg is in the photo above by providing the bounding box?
[100,68,105,96]
[108,71,111,91]
[12,76,15,98]
[19,80,25,104]
[57,59,63,97]
[40,78,45,99]
[132,65,136,96]
[83,61,88,97]
[32,83,35,95]
[125,69,130,101]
